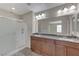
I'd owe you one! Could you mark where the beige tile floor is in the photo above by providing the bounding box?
[12,47,41,56]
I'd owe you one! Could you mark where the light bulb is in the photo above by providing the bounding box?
[77,19,79,22]
[41,13,46,18]
[41,13,45,16]
[70,5,76,10]
[57,10,62,14]
[36,16,38,19]
[38,14,41,19]
[63,8,68,12]
[12,8,15,10]
[36,16,39,19]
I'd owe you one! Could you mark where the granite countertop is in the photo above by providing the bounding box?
[32,34,79,43]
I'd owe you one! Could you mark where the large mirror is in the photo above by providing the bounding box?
[38,15,71,36]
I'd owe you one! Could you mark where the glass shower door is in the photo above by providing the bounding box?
[16,21,27,48]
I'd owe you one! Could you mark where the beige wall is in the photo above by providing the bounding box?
[21,11,33,48]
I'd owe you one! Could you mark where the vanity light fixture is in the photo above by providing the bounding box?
[69,5,76,10]
[35,14,42,20]
[57,5,76,16]
[35,13,46,20]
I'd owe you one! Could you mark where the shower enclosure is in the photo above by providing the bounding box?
[0,17,27,56]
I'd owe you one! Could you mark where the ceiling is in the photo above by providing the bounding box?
[0,3,64,15]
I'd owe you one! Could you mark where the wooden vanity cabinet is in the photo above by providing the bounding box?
[31,36,55,56]
[31,36,79,56]
[55,40,79,56]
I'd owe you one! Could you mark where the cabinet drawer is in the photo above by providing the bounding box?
[56,40,79,49]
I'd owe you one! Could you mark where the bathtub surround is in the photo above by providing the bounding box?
[0,17,17,56]
[0,17,27,56]
[0,7,32,56]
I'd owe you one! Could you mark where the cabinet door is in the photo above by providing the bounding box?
[48,43,55,56]
[55,45,66,56]
[67,47,79,56]
[41,41,49,56]
[48,40,55,56]
[31,38,37,52]
[31,37,41,54]
[41,39,55,56]
[36,38,42,54]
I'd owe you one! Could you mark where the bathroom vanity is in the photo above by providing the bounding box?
[31,34,79,56]
[31,3,79,56]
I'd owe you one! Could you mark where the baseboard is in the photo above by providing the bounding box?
[6,45,27,56]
